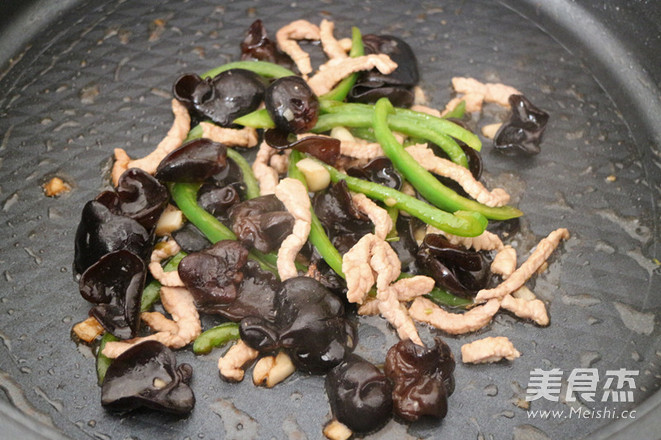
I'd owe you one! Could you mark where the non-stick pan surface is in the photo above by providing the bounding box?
[0,0,659,439]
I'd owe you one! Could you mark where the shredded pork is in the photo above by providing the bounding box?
[274,178,311,280]
[111,148,131,187]
[490,245,517,279]
[427,226,504,251]
[252,140,280,195]
[200,121,258,147]
[451,77,521,113]
[102,286,201,358]
[409,297,500,335]
[500,295,549,326]
[319,19,348,60]
[307,54,397,96]
[475,228,570,302]
[342,234,423,344]
[148,239,184,287]
[276,20,321,76]
[356,276,434,316]
[218,340,259,382]
[342,234,377,304]
[377,287,422,345]
[269,150,291,175]
[461,336,521,364]
[406,144,510,207]
[351,193,393,240]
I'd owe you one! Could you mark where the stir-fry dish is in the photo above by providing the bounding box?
[71,18,566,438]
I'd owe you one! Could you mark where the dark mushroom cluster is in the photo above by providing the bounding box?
[494,94,550,156]
[74,168,169,339]
[325,337,457,431]
[178,239,281,322]
[240,19,295,70]
[349,34,419,107]
[416,233,498,298]
[228,195,295,253]
[385,338,456,422]
[240,277,356,374]
[173,69,266,127]
[265,76,320,134]
[155,138,228,183]
[313,180,374,253]
[101,341,195,415]
[326,354,393,433]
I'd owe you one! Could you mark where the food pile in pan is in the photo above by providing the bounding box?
[71,18,564,439]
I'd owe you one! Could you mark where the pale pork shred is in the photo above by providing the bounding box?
[461,337,521,364]
[218,340,259,382]
[274,178,312,281]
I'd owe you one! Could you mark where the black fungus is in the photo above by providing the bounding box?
[265,76,319,133]
[171,223,212,254]
[346,157,402,190]
[178,240,249,307]
[326,354,393,433]
[108,168,169,230]
[361,34,419,86]
[197,184,241,222]
[416,234,496,298]
[73,200,151,276]
[173,69,265,127]
[385,338,455,422]
[240,276,356,374]
[494,94,549,156]
[264,129,341,165]
[240,19,294,69]
[313,181,373,254]
[101,341,195,414]
[79,250,145,339]
[155,138,228,183]
[229,195,295,253]
[349,34,418,107]
[210,157,246,195]
[388,215,421,273]
[213,260,280,322]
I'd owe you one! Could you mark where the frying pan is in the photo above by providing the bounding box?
[0,0,659,439]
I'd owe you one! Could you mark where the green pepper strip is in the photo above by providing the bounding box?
[193,322,240,355]
[310,157,486,237]
[202,60,295,80]
[185,123,261,200]
[320,100,481,152]
[320,27,364,101]
[385,206,399,241]
[96,332,118,385]
[442,99,466,119]
[233,109,275,129]
[226,149,261,200]
[312,106,469,168]
[169,182,280,274]
[288,150,345,278]
[372,98,522,220]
